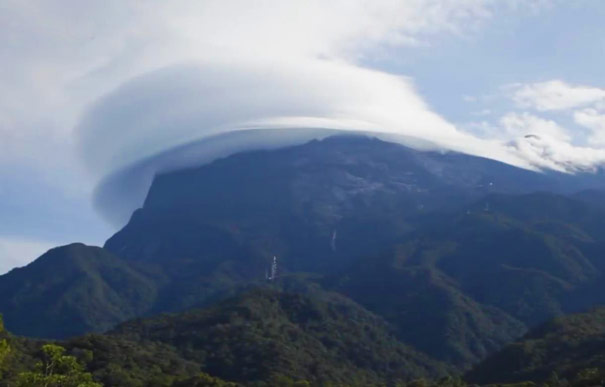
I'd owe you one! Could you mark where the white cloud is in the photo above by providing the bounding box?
[82,60,530,225]
[507,134,605,173]
[499,112,570,141]
[78,59,492,178]
[506,80,605,111]
[574,108,605,146]
[465,111,605,173]
[465,112,569,142]
[0,0,557,167]
[0,0,536,185]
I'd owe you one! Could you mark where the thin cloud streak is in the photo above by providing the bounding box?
[506,80,605,112]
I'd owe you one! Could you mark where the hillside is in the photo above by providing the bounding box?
[110,287,450,384]
[0,288,450,386]
[466,307,605,384]
[3,136,605,372]
[0,244,157,338]
[326,192,605,366]
[103,135,587,318]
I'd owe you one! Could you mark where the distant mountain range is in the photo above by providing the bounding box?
[2,135,605,382]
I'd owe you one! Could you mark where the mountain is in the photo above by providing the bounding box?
[573,189,605,209]
[324,191,605,366]
[0,243,157,338]
[108,288,450,384]
[3,135,605,373]
[103,135,579,312]
[466,307,605,384]
[0,288,449,386]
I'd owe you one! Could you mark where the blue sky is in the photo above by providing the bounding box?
[2,0,605,273]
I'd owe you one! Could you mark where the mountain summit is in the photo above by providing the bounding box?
[2,135,605,371]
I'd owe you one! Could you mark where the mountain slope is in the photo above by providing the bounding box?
[327,251,526,367]
[3,135,605,371]
[328,192,605,366]
[0,288,450,386]
[106,135,571,268]
[466,307,605,384]
[104,135,572,312]
[0,244,157,338]
[109,287,450,384]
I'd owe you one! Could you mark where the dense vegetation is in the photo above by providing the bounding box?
[110,287,450,384]
[467,307,605,384]
[3,136,605,384]
[0,288,448,386]
[7,305,605,386]
[326,191,605,366]
[0,244,157,338]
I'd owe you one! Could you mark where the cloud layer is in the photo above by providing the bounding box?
[69,1,605,225]
[81,59,525,225]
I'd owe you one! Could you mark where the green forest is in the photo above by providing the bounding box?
[4,295,605,387]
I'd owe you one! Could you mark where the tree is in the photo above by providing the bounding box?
[16,344,102,387]
[0,315,10,380]
[172,372,238,386]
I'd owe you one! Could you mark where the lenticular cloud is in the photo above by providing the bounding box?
[78,58,465,176]
[79,58,522,226]
[78,57,605,227]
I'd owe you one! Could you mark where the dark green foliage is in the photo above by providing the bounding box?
[326,192,605,367]
[0,244,157,338]
[15,344,101,387]
[467,307,605,384]
[171,373,238,386]
[327,251,526,367]
[61,334,201,386]
[7,296,605,386]
[0,289,448,386]
[0,316,10,379]
[111,288,450,384]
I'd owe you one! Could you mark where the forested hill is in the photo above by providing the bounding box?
[0,288,450,386]
[0,243,157,338]
[6,293,605,386]
[467,307,605,385]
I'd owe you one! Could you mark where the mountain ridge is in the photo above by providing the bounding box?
[3,135,605,374]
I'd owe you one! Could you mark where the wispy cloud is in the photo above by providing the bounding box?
[505,80,605,111]
[507,134,605,173]
[499,112,570,141]
[465,111,605,172]
[574,108,605,146]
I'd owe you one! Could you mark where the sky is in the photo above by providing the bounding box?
[2,0,605,273]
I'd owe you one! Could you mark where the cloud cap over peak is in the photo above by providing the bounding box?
[77,58,492,178]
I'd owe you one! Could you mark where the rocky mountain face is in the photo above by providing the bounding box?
[2,135,605,373]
